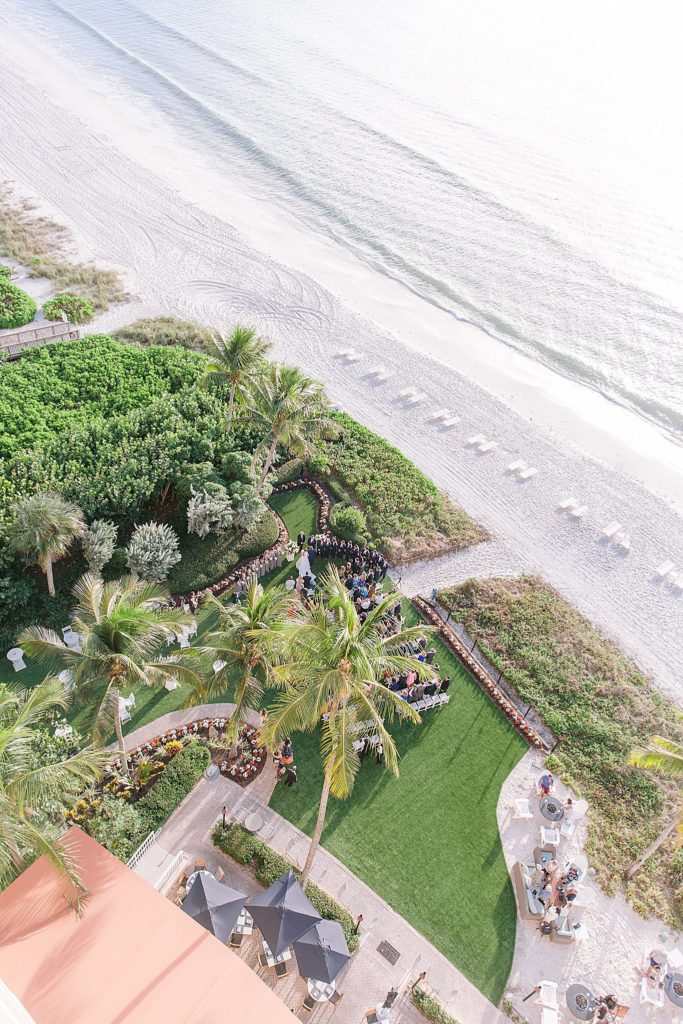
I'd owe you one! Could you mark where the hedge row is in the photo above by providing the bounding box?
[212,823,359,951]
[136,741,210,831]
[412,987,460,1024]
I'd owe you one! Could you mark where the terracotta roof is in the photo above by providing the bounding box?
[0,828,294,1024]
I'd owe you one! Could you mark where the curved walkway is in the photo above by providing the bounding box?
[498,751,670,1024]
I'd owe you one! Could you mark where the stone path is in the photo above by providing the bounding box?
[396,540,528,600]
[150,720,505,1024]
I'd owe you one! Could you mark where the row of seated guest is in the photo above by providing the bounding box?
[312,535,388,576]
[384,671,451,701]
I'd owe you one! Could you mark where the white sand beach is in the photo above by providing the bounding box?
[0,28,681,702]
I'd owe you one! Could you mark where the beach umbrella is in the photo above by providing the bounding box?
[182,874,246,943]
[248,869,321,956]
[293,918,350,983]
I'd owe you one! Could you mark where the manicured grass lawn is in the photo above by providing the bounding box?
[1,488,523,1001]
[269,599,526,1005]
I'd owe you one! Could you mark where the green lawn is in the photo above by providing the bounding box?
[1,488,523,1001]
[269,599,525,1004]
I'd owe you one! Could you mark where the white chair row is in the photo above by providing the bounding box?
[412,692,450,711]
[352,734,380,753]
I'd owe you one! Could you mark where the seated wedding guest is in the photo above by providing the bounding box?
[424,680,438,697]
[439,676,451,694]
[410,681,426,702]
[425,648,437,664]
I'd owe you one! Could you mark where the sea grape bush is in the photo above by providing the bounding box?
[0,279,36,329]
[42,293,95,323]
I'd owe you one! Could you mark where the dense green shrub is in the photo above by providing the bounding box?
[235,509,280,559]
[212,823,358,950]
[168,531,238,593]
[42,293,95,323]
[439,576,682,922]
[313,413,487,562]
[0,263,12,280]
[86,795,148,863]
[326,477,353,504]
[0,279,36,329]
[113,316,214,353]
[136,741,209,831]
[273,458,303,484]
[412,987,460,1024]
[329,502,367,541]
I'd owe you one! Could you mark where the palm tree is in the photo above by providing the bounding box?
[19,573,204,775]
[6,492,86,596]
[193,578,293,756]
[260,567,435,885]
[247,364,332,497]
[0,677,108,912]
[627,735,683,877]
[202,326,270,426]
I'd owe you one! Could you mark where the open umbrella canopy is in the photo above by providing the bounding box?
[248,869,321,956]
[182,874,246,943]
[293,918,350,983]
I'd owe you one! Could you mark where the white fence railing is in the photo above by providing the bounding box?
[126,829,161,870]
[154,850,188,893]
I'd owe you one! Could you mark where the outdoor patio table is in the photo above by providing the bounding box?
[307,978,336,1002]
[566,983,597,1020]
[186,869,214,892]
[263,939,292,967]
[234,908,254,935]
[664,973,683,1007]
[244,811,264,833]
[539,796,565,822]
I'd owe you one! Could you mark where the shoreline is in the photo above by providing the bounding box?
[0,30,682,702]
[1,23,682,514]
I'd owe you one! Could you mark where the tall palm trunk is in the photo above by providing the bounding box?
[112,686,130,775]
[626,804,680,879]
[44,555,55,596]
[300,769,332,887]
[227,380,237,425]
[255,435,279,497]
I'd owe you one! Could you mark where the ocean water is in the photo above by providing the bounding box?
[12,0,683,440]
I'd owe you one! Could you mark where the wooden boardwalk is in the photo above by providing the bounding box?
[0,321,80,357]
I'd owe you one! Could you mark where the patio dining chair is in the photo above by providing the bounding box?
[258,953,269,967]
[274,962,288,979]
[302,995,316,1012]
[230,932,243,948]
[330,991,344,1008]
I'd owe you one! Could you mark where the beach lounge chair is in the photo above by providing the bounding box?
[537,981,559,1010]
[407,391,427,404]
[399,386,417,398]
[478,440,498,453]
[655,560,676,578]
[518,467,538,479]
[569,504,589,518]
[539,826,560,847]
[466,433,486,447]
[507,460,526,473]
[337,348,355,358]
[366,365,386,376]
[639,978,664,1008]
[613,531,631,551]
[558,496,578,511]
[429,408,449,421]
[601,520,622,539]
[441,416,460,427]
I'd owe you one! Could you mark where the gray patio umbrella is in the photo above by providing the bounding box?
[293,919,351,983]
[248,869,321,956]
[182,874,246,943]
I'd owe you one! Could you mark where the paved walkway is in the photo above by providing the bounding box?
[150,723,505,1024]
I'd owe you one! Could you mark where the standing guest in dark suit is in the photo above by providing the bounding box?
[284,764,298,787]
[426,648,437,664]
[439,677,451,694]
[296,530,306,551]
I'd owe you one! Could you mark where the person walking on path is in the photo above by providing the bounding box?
[352,913,363,935]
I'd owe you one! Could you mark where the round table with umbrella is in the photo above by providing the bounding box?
[248,868,321,957]
[294,918,350,984]
[566,983,597,1021]
[664,973,683,1007]
[540,796,565,822]
[181,873,246,943]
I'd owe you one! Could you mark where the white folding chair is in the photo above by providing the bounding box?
[640,979,664,1007]
[541,1008,559,1024]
